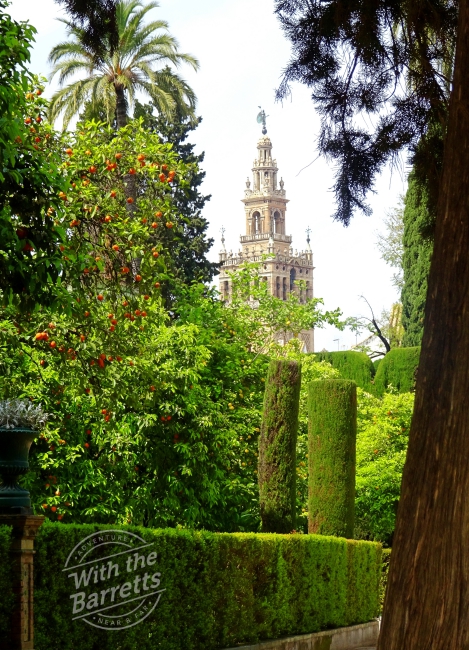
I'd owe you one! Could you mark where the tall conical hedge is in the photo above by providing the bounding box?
[258,359,301,533]
[308,380,357,538]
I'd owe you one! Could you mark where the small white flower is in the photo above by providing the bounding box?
[0,400,49,430]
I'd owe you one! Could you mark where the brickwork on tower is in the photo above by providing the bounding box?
[219,132,315,352]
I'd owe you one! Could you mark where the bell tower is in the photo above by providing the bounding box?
[219,114,315,352]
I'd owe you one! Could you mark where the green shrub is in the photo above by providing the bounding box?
[0,526,12,642]
[312,352,374,392]
[258,360,301,533]
[355,389,414,544]
[373,347,420,395]
[380,548,392,613]
[307,380,357,538]
[373,358,382,374]
[30,522,380,650]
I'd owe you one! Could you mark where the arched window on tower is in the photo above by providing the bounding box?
[273,211,280,234]
[276,276,281,297]
[252,211,261,234]
[223,280,229,300]
[306,280,311,301]
[282,277,287,300]
[290,268,296,292]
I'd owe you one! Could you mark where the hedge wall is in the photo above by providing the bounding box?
[313,352,374,392]
[258,359,301,533]
[0,526,12,644]
[373,347,420,395]
[24,522,380,650]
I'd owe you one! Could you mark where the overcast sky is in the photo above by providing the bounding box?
[8,0,407,352]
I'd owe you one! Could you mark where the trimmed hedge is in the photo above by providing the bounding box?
[27,522,380,650]
[380,548,392,613]
[0,526,12,643]
[258,360,301,533]
[312,352,374,392]
[373,347,420,395]
[308,380,357,538]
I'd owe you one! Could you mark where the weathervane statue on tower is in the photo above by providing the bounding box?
[257,107,268,135]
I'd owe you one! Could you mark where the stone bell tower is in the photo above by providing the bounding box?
[219,113,315,352]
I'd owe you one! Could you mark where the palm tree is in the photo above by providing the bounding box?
[48,0,199,129]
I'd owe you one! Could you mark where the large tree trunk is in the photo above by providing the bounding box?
[378,0,469,646]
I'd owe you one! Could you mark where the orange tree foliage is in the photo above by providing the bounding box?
[0,118,270,530]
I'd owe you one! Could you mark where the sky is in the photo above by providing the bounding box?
[8,0,407,352]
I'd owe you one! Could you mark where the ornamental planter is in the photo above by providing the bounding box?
[0,427,36,512]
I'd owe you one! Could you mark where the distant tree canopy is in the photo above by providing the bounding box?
[275,0,456,225]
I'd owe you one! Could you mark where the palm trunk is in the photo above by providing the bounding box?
[115,86,127,129]
[378,0,469,646]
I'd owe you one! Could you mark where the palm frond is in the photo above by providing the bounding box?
[48,0,197,129]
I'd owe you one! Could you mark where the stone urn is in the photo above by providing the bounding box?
[0,427,37,512]
[0,399,48,514]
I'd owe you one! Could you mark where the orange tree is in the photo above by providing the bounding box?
[0,117,270,530]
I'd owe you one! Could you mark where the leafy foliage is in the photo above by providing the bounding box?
[376,199,405,290]
[355,389,414,544]
[275,0,456,224]
[0,526,12,644]
[0,399,48,430]
[134,101,218,287]
[0,4,67,309]
[401,175,434,346]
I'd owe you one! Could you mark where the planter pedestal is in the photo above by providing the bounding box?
[0,515,44,650]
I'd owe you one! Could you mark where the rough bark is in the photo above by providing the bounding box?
[115,85,127,129]
[307,380,356,538]
[378,0,469,646]
[258,359,301,533]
